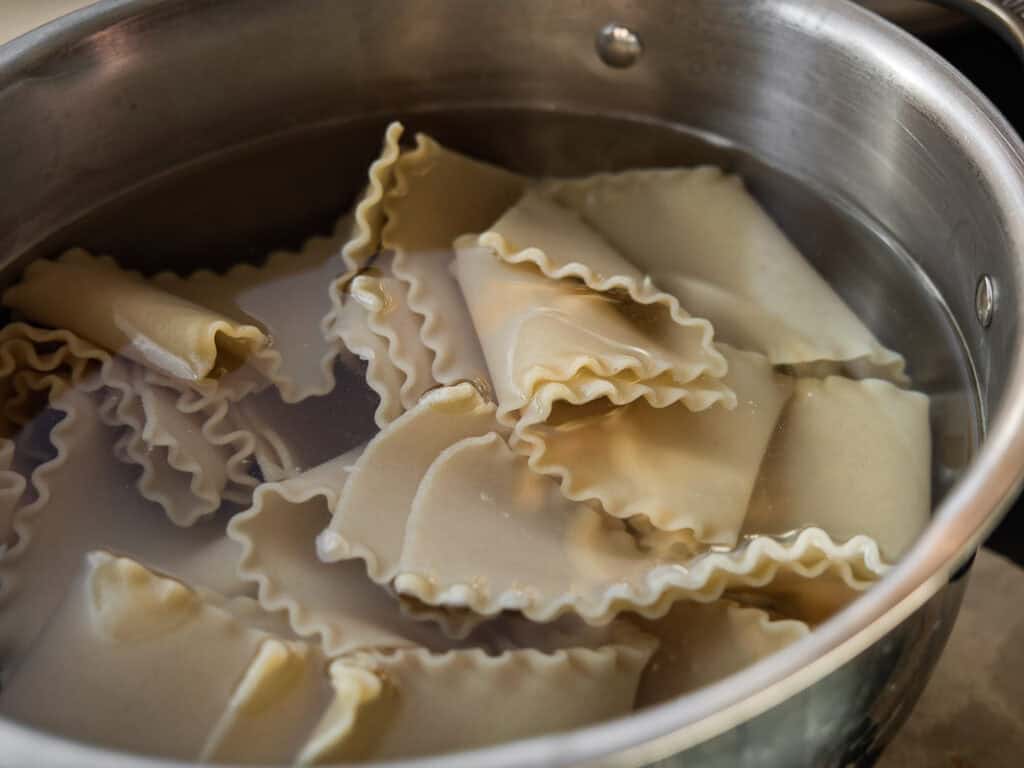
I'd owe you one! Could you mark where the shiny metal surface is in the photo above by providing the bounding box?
[977,275,997,329]
[934,0,1024,56]
[861,0,967,34]
[595,23,644,69]
[1,1,1024,766]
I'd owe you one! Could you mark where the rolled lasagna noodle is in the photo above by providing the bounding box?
[541,168,905,379]
[3,250,266,382]
[153,226,348,402]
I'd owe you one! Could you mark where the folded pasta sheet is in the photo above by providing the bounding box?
[328,122,520,415]
[348,262,437,411]
[331,279,409,428]
[3,250,267,384]
[540,168,905,380]
[153,222,349,403]
[0,388,251,666]
[323,121,404,347]
[725,570,866,627]
[455,191,732,423]
[394,433,888,621]
[634,600,809,707]
[339,123,404,277]
[229,448,475,656]
[101,361,260,525]
[320,383,499,582]
[305,623,656,763]
[744,376,931,561]
[0,322,109,431]
[383,126,525,396]
[1,551,657,764]
[0,325,262,526]
[512,346,792,543]
[0,552,334,764]
[321,383,885,623]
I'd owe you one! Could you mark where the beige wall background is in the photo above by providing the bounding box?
[1,1,95,44]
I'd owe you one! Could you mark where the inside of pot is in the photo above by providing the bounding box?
[0,108,981,763]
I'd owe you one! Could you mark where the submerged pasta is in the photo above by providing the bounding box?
[0,120,935,763]
[3,251,267,384]
[540,168,906,379]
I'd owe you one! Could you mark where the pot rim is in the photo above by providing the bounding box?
[2,1,1024,766]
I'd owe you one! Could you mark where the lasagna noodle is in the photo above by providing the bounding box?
[384,130,525,397]
[744,376,931,561]
[153,221,351,403]
[101,360,260,525]
[305,624,656,763]
[541,168,905,379]
[0,552,334,765]
[392,431,888,623]
[348,264,436,411]
[454,191,732,422]
[0,326,262,526]
[324,121,404,338]
[510,346,793,542]
[331,283,408,428]
[0,388,251,666]
[3,250,266,383]
[319,383,499,582]
[322,388,886,623]
[228,448,476,657]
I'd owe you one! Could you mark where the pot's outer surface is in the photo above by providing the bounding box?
[2,1,1024,766]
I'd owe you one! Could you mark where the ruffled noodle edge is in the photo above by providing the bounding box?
[348,272,436,411]
[0,324,260,527]
[102,380,258,527]
[227,454,485,653]
[324,121,405,341]
[153,228,351,405]
[505,371,733,533]
[330,291,407,429]
[226,478,392,655]
[475,229,731,396]
[0,388,88,599]
[394,526,888,625]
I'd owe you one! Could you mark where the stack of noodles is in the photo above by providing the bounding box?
[0,122,929,764]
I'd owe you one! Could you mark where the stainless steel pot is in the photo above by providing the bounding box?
[1,1,1024,766]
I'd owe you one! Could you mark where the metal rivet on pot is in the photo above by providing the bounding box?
[596,23,643,68]
[976,274,996,328]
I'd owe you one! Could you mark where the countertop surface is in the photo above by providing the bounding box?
[1,3,1023,767]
